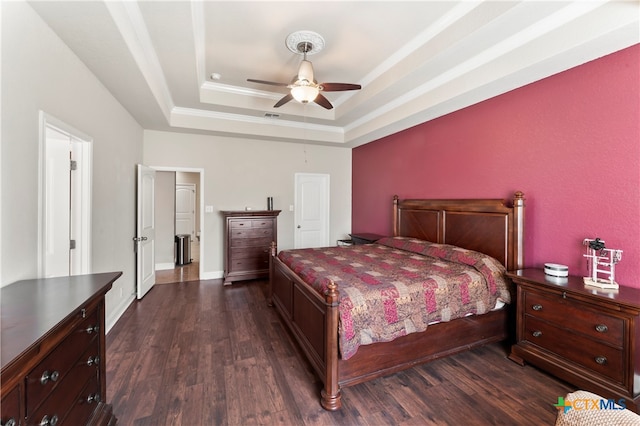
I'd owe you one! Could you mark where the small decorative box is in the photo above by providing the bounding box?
[544,263,569,277]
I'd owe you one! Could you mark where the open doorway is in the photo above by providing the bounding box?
[152,167,204,283]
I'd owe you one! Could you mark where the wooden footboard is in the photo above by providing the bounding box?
[269,250,342,410]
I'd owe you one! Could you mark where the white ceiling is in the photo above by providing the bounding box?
[28,1,639,148]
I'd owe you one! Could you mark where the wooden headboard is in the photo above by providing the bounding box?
[392,192,525,271]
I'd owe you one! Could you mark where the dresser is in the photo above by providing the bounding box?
[1,272,121,426]
[221,210,280,285]
[507,269,640,412]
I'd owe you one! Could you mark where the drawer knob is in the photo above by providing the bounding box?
[532,330,543,338]
[86,393,101,404]
[86,324,100,334]
[86,355,100,366]
[532,304,543,311]
[39,415,58,426]
[40,370,60,385]
[595,324,608,333]
[595,356,607,365]
[2,418,17,426]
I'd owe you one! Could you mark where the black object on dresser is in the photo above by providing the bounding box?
[222,210,281,285]
[507,269,640,412]
[349,233,384,245]
[1,272,122,426]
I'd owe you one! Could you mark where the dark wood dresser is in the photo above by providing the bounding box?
[221,210,280,285]
[508,269,640,412]
[1,272,122,426]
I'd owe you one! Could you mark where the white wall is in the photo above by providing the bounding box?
[143,130,352,279]
[0,2,143,329]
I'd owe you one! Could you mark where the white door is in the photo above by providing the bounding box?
[44,127,71,277]
[175,183,195,238]
[294,173,330,248]
[40,114,92,278]
[136,165,156,299]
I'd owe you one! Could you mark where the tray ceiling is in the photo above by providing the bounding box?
[28,1,639,148]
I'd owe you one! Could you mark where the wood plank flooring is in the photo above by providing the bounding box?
[106,279,574,425]
[155,262,199,284]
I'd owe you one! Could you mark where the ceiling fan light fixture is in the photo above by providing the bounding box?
[291,84,319,103]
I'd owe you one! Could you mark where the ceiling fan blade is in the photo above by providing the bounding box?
[274,93,293,108]
[314,93,334,110]
[320,83,362,92]
[247,78,289,87]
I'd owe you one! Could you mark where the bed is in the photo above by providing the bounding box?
[268,192,525,410]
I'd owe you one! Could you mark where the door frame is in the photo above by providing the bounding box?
[37,111,92,277]
[175,182,196,238]
[151,166,205,279]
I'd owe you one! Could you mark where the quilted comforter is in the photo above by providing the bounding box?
[277,236,511,360]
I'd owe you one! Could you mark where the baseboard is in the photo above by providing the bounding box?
[106,294,135,333]
[200,270,224,280]
[155,262,175,271]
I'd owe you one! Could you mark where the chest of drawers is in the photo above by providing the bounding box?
[1,272,121,426]
[221,210,280,285]
[507,269,640,412]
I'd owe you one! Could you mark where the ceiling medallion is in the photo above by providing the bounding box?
[285,31,325,55]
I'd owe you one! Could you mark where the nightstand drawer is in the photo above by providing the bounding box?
[524,290,624,347]
[524,315,624,384]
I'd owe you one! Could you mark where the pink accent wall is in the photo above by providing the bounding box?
[352,45,640,289]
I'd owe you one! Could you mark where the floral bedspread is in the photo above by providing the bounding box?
[277,236,511,360]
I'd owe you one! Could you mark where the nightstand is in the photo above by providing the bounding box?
[349,233,384,245]
[507,269,640,412]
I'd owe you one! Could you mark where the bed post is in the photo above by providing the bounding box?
[392,195,400,236]
[512,191,525,270]
[267,241,277,307]
[321,280,341,411]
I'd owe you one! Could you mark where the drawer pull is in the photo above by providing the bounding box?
[2,418,17,426]
[595,324,608,333]
[40,370,60,385]
[86,355,100,366]
[532,304,543,311]
[39,415,58,426]
[595,356,607,365]
[532,330,543,338]
[86,393,101,404]
[86,324,100,334]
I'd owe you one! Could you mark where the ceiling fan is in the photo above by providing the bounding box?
[247,32,361,110]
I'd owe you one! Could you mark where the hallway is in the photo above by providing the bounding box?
[155,261,199,284]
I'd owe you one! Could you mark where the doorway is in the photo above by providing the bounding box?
[153,168,204,283]
[38,112,92,277]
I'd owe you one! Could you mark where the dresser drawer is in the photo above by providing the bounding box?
[524,315,624,384]
[230,246,269,259]
[63,373,101,426]
[229,219,273,229]
[524,290,624,347]
[229,227,273,239]
[1,385,21,426]
[230,237,272,249]
[228,256,269,273]
[25,309,99,415]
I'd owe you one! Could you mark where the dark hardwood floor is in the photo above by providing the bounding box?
[106,279,574,425]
